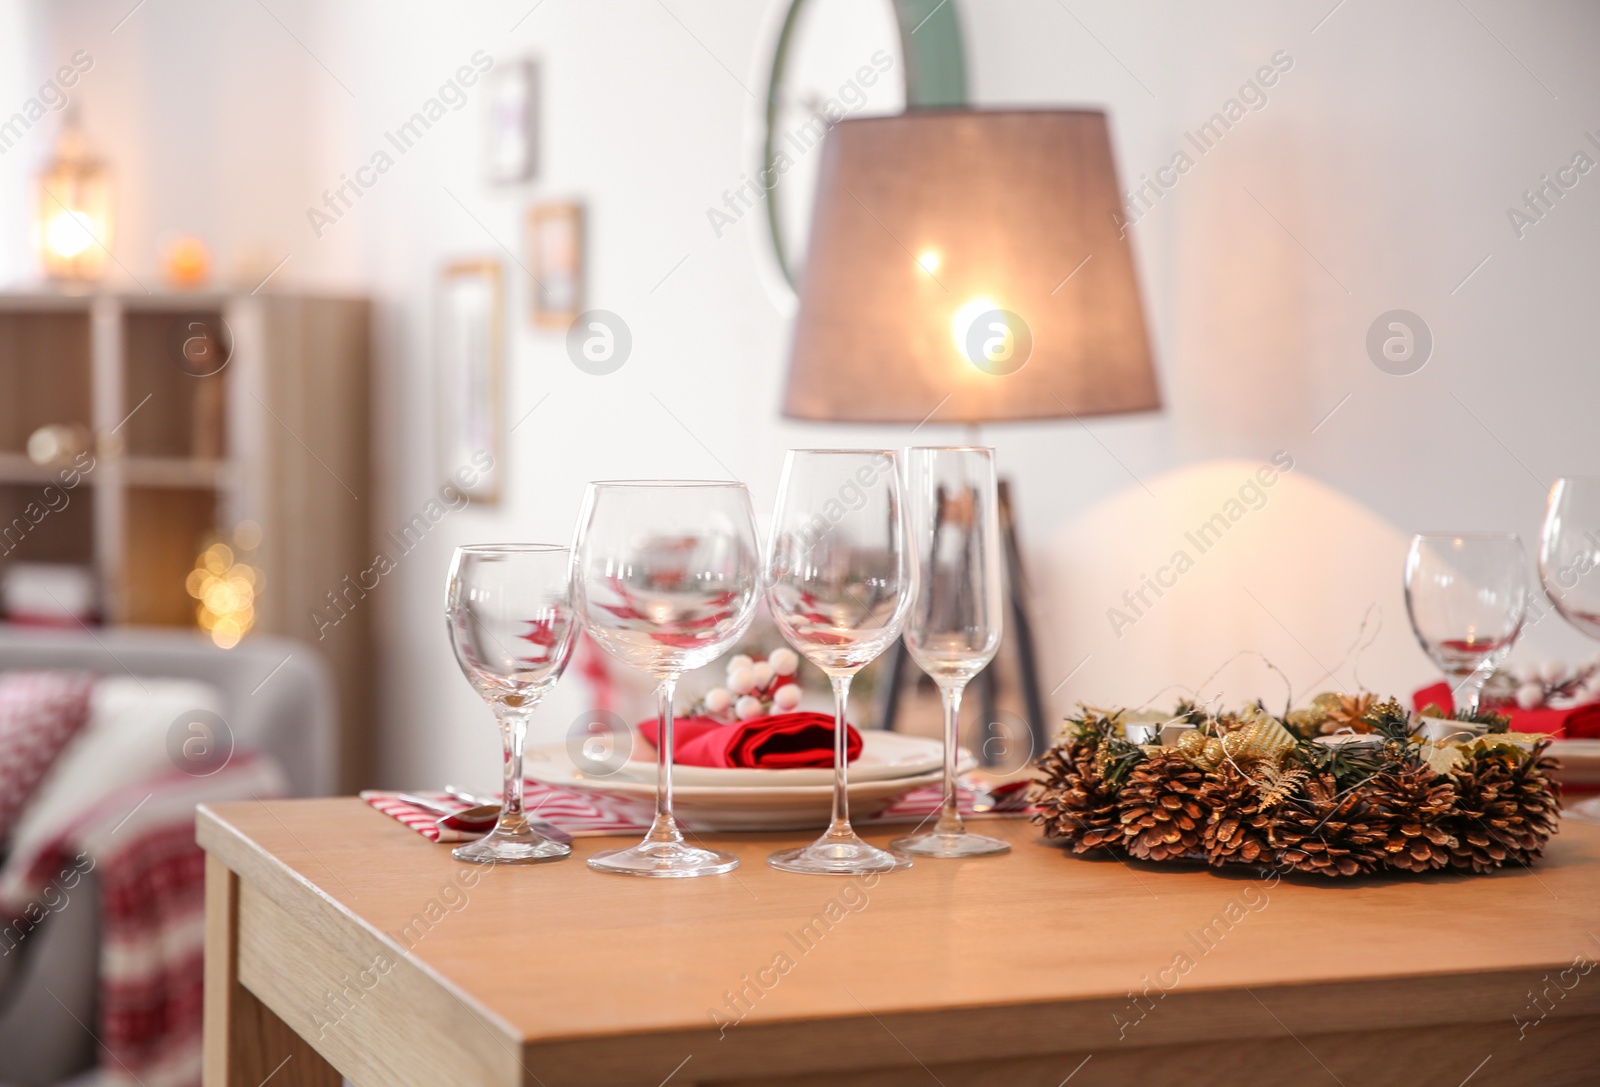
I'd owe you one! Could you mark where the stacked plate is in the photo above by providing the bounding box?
[523,730,969,831]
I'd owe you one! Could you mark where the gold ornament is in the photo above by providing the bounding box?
[1219,711,1297,767]
[1176,729,1225,769]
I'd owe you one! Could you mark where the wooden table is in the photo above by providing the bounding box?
[199,799,1600,1087]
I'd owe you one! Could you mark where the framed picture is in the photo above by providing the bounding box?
[438,260,504,504]
[528,201,584,329]
[485,59,539,183]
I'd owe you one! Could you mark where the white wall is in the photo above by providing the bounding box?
[7,1,1600,789]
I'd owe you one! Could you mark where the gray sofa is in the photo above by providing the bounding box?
[0,625,335,1086]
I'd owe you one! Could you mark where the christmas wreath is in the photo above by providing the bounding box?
[1032,697,1562,877]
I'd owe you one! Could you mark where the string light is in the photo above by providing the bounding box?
[186,534,260,649]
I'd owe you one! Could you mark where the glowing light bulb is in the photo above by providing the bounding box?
[46,211,95,258]
[951,296,998,355]
[916,249,941,275]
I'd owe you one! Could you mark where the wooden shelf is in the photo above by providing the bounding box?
[0,452,94,486]
[0,291,372,789]
[123,455,233,489]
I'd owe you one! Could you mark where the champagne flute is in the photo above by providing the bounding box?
[1404,533,1530,715]
[445,544,577,864]
[765,449,916,875]
[890,447,1009,858]
[572,481,760,877]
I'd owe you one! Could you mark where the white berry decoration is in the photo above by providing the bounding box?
[772,683,802,711]
[728,666,757,694]
[769,647,799,676]
[752,661,775,687]
[726,654,754,676]
[1516,683,1545,710]
[734,695,764,720]
[703,687,733,713]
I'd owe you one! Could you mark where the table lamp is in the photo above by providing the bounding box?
[780,108,1161,751]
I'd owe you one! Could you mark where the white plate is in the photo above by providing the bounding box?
[523,734,974,831]
[607,729,949,787]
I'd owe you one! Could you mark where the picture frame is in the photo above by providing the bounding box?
[485,59,540,184]
[437,260,504,504]
[527,201,584,330]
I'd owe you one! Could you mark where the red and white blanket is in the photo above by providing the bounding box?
[2,739,285,1087]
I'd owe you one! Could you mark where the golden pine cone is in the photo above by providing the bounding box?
[1198,763,1271,867]
[1032,742,1123,853]
[1370,763,1457,872]
[1118,754,1206,861]
[1316,692,1378,736]
[1446,745,1562,873]
[1267,774,1385,877]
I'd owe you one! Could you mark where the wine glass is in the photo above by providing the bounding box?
[445,544,578,864]
[765,449,916,875]
[890,447,1009,859]
[1404,533,1530,715]
[1540,478,1600,639]
[1542,478,1600,822]
[571,481,760,877]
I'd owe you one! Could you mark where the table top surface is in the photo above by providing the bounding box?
[198,798,1600,1045]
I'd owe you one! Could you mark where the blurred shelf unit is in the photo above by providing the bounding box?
[0,291,372,789]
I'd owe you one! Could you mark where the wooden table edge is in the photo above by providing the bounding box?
[197,799,1600,1086]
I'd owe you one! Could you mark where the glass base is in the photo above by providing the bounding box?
[452,829,570,865]
[889,829,1011,858]
[768,830,911,875]
[588,839,739,878]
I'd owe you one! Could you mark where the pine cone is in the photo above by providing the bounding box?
[1032,741,1123,853]
[1447,745,1562,873]
[1118,754,1206,861]
[1267,774,1386,877]
[1318,692,1378,735]
[1370,763,1457,872]
[1198,763,1272,867]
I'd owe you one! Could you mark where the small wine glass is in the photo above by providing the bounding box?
[571,481,761,877]
[890,447,1009,859]
[1404,533,1530,715]
[445,544,578,864]
[765,449,916,875]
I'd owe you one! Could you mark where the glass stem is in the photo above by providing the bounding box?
[647,676,684,845]
[934,682,967,838]
[1460,665,1491,716]
[826,673,854,838]
[495,709,531,837]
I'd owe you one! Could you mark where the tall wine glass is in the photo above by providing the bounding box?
[890,447,1008,859]
[1404,533,1530,715]
[1540,478,1600,639]
[446,544,578,864]
[1542,478,1600,821]
[572,481,760,877]
[765,449,916,875]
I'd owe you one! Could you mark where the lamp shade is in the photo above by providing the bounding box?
[783,109,1159,424]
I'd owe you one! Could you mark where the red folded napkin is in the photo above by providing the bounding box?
[636,712,862,769]
[1412,682,1600,739]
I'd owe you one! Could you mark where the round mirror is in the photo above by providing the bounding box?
[754,0,966,308]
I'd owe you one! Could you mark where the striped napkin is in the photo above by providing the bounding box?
[363,780,1032,843]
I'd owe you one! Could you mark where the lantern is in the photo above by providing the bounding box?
[36,111,112,283]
